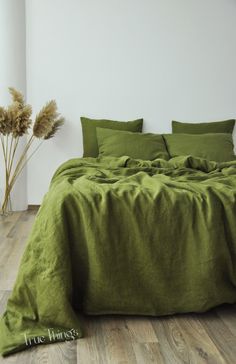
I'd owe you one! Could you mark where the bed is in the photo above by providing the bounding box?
[0,153,236,356]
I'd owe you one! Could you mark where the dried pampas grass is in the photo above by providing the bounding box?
[0,107,9,135]
[33,100,59,138]
[0,87,64,215]
[13,105,32,137]
[9,87,25,106]
[44,117,65,140]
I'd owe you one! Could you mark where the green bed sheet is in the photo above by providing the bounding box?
[1,155,236,356]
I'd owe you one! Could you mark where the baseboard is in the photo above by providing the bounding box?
[28,205,40,210]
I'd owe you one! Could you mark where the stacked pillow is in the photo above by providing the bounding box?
[81,116,169,160]
[81,117,235,162]
[172,119,235,134]
[81,117,143,157]
[164,119,235,162]
[163,133,235,163]
[96,128,169,160]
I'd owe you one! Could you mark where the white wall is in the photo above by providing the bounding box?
[26,0,236,204]
[0,0,27,210]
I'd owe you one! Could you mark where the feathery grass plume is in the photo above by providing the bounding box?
[33,100,59,138]
[44,117,64,140]
[8,88,32,137]
[9,87,24,107]
[0,107,7,135]
[12,105,32,137]
[3,102,20,135]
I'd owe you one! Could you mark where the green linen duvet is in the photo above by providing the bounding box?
[1,155,236,356]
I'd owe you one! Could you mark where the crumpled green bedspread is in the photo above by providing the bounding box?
[1,155,236,356]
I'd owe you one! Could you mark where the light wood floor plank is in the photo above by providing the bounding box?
[0,290,11,315]
[0,350,36,364]
[173,314,226,364]
[101,316,137,364]
[197,311,236,364]
[125,317,158,344]
[151,316,191,364]
[41,341,77,364]
[77,316,108,364]
[0,211,36,290]
[0,212,21,239]
[215,304,236,337]
[132,342,165,364]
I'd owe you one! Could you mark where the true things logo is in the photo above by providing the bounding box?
[24,328,79,346]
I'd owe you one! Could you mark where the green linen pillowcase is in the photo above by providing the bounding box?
[97,128,169,160]
[163,133,235,162]
[172,119,235,134]
[81,116,143,157]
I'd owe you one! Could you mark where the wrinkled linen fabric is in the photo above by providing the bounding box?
[1,155,236,356]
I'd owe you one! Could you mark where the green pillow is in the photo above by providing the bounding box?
[97,128,169,160]
[172,119,235,134]
[163,133,235,162]
[81,117,143,157]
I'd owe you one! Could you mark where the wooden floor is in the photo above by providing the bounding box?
[0,211,236,364]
